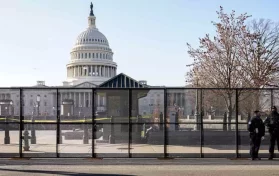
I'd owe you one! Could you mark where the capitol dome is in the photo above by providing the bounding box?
[75,28,109,46]
[66,3,117,86]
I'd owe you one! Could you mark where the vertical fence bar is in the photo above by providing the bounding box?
[235,89,239,158]
[271,89,274,107]
[163,88,168,158]
[56,88,59,158]
[128,89,132,158]
[92,88,95,158]
[19,88,23,158]
[200,89,204,158]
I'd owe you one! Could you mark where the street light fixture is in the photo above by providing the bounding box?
[36,95,41,116]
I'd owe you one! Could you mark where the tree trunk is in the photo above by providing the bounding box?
[227,95,233,131]
[223,112,227,131]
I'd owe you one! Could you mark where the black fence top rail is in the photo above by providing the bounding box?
[0,87,278,90]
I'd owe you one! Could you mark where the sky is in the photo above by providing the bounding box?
[0,0,278,87]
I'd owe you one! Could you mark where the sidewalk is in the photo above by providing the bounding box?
[0,158,279,176]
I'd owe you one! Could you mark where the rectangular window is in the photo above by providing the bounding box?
[96,53,98,58]
[89,53,91,58]
[85,53,87,58]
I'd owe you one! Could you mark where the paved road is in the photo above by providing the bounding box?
[0,158,279,176]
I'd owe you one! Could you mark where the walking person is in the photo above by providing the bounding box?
[248,110,265,160]
[264,106,279,160]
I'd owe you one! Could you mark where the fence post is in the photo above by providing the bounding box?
[19,88,23,158]
[4,116,10,144]
[235,89,239,158]
[163,88,167,158]
[92,88,95,158]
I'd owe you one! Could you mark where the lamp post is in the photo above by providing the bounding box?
[4,106,10,144]
[31,95,40,144]
[36,95,41,117]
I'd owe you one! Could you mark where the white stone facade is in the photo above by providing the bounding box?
[66,4,117,86]
[0,4,114,117]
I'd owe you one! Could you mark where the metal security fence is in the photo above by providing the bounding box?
[0,87,276,158]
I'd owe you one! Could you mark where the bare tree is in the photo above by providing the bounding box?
[186,7,258,131]
[186,7,279,130]
[240,19,279,87]
[236,19,279,111]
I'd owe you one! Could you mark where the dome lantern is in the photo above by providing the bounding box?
[88,2,96,28]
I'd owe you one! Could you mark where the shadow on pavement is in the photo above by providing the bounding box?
[0,158,278,166]
[0,168,135,176]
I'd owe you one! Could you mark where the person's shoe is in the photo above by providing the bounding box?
[256,157,261,160]
[268,157,273,160]
[251,158,255,160]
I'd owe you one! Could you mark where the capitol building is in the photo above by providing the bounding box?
[0,3,189,119]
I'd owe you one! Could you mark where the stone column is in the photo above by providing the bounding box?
[103,96,105,106]
[88,92,91,107]
[60,92,63,105]
[77,66,80,77]
[106,66,108,77]
[84,92,86,107]
[95,65,97,76]
[101,66,103,76]
[91,66,93,76]
[79,92,81,107]
[79,66,81,77]
[97,94,100,107]
[74,92,76,107]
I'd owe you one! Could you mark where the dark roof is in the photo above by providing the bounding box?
[98,73,147,88]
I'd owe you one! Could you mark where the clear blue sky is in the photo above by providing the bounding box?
[0,0,278,87]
